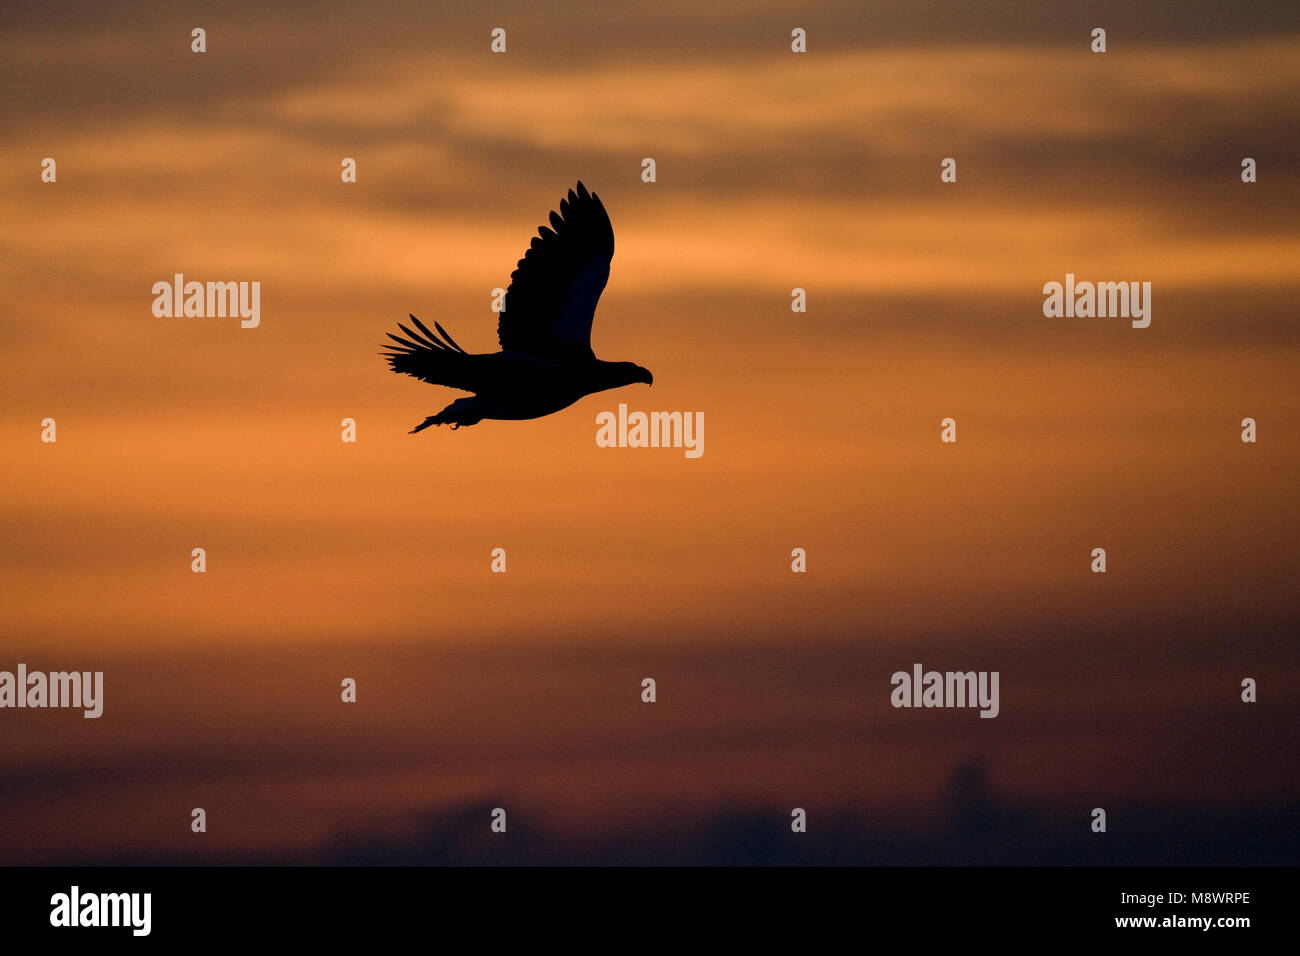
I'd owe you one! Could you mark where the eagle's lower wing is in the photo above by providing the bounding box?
[382,315,495,393]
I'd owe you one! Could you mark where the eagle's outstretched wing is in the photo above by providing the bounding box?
[498,181,614,363]
[382,314,489,393]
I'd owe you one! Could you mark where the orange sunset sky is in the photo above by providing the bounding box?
[1,1,1297,864]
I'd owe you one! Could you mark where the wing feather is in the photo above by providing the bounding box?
[381,315,486,392]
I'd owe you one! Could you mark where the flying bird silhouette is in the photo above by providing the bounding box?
[381,181,652,433]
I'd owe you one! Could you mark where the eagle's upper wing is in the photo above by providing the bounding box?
[498,181,614,363]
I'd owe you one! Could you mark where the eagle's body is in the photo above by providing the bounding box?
[382,182,652,432]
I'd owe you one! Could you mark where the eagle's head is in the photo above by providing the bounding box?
[595,360,653,390]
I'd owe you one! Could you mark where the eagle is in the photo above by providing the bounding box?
[381,181,652,433]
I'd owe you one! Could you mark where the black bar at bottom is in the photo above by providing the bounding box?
[0,866,1280,942]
